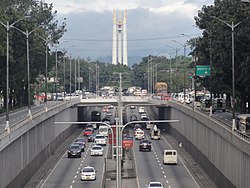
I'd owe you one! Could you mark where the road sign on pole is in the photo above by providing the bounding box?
[196,65,210,76]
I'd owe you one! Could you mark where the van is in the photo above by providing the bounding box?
[163,150,177,165]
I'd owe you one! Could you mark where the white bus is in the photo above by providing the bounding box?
[163,150,177,165]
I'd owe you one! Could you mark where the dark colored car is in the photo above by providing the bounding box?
[139,140,152,151]
[87,133,96,142]
[74,142,85,152]
[67,144,82,158]
[75,138,86,147]
[83,128,93,136]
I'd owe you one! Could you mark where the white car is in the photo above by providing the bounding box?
[147,182,164,188]
[140,113,147,119]
[80,166,97,181]
[90,145,104,156]
[130,105,135,109]
[94,134,107,145]
[138,107,145,113]
[134,128,144,140]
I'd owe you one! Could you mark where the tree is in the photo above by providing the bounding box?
[0,0,66,108]
[194,0,250,112]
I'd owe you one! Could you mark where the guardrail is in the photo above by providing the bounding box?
[0,99,80,140]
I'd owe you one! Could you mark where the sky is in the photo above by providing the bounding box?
[46,0,214,62]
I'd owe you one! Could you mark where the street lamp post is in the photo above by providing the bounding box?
[163,50,174,94]
[13,26,42,118]
[165,44,182,93]
[172,40,187,57]
[181,33,197,105]
[147,57,153,99]
[54,41,69,101]
[211,16,249,130]
[35,34,58,110]
[0,16,30,132]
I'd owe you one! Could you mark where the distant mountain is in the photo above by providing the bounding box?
[95,55,143,67]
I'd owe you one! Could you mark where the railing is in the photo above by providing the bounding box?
[0,99,80,140]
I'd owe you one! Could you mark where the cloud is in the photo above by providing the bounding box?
[45,0,214,60]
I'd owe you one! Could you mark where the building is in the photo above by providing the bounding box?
[112,9,128,66]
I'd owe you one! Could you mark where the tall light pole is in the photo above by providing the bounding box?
[95,64,99,95]
[13,25,41,117]
[181,33,197,104]
[36,34,58,110]
[0,16,30,132]
[211,16,249,130]
[61,45,74,99]
[147,57,153,98]
[172,40,187,57]
[54,41,69,101]
[165,44,182,93]
[163,50,174,94]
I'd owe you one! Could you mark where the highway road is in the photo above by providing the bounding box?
[38,133,108,188]
[134,131,199,188]
[125,106,199,188]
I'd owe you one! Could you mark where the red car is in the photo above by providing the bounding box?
[83,128,93,136]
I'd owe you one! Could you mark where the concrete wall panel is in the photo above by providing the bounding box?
[164,102,250,188]
[0,106,78,188]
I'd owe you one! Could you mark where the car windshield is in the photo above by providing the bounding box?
[75,138,85,142]
[149,183,162,187]
[75,142,83,146]
[70,145,80,149]
[92,146,102,150]
[82,168,94,172]
[95,135,105,139]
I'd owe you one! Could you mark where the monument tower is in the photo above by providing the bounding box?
[112,9,128,66]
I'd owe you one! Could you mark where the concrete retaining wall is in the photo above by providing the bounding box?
[164,102,250,188]
[0,106,78,188]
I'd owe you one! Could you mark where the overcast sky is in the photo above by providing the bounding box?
[46,0,214,61]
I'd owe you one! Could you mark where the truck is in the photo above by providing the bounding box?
[150,125,161,140]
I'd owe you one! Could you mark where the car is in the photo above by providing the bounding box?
[130,105,135,109]
[94,134,107,145]
[75,138,86,147]
[80,166,97,181]
[134,124,143,131]
[139,139,152,151]
[67,144,82,158]
[87,133,96,142]
[85,124,94,130]
[106,111,112,116]
[83,128,93,136]
[134,128,144,140]
[74,142,85,152]
[90,145,104,156]
[103,107,109,112]
[146,182,164,188]
[107,105,114,109]
[130,114,137,121]
[140,113,147,119]
[138,107,145,113]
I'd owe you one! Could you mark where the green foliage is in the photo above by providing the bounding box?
[194,0,250,112]
[0,0,67,108]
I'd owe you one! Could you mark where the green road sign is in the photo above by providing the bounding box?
[196,65,210,76]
